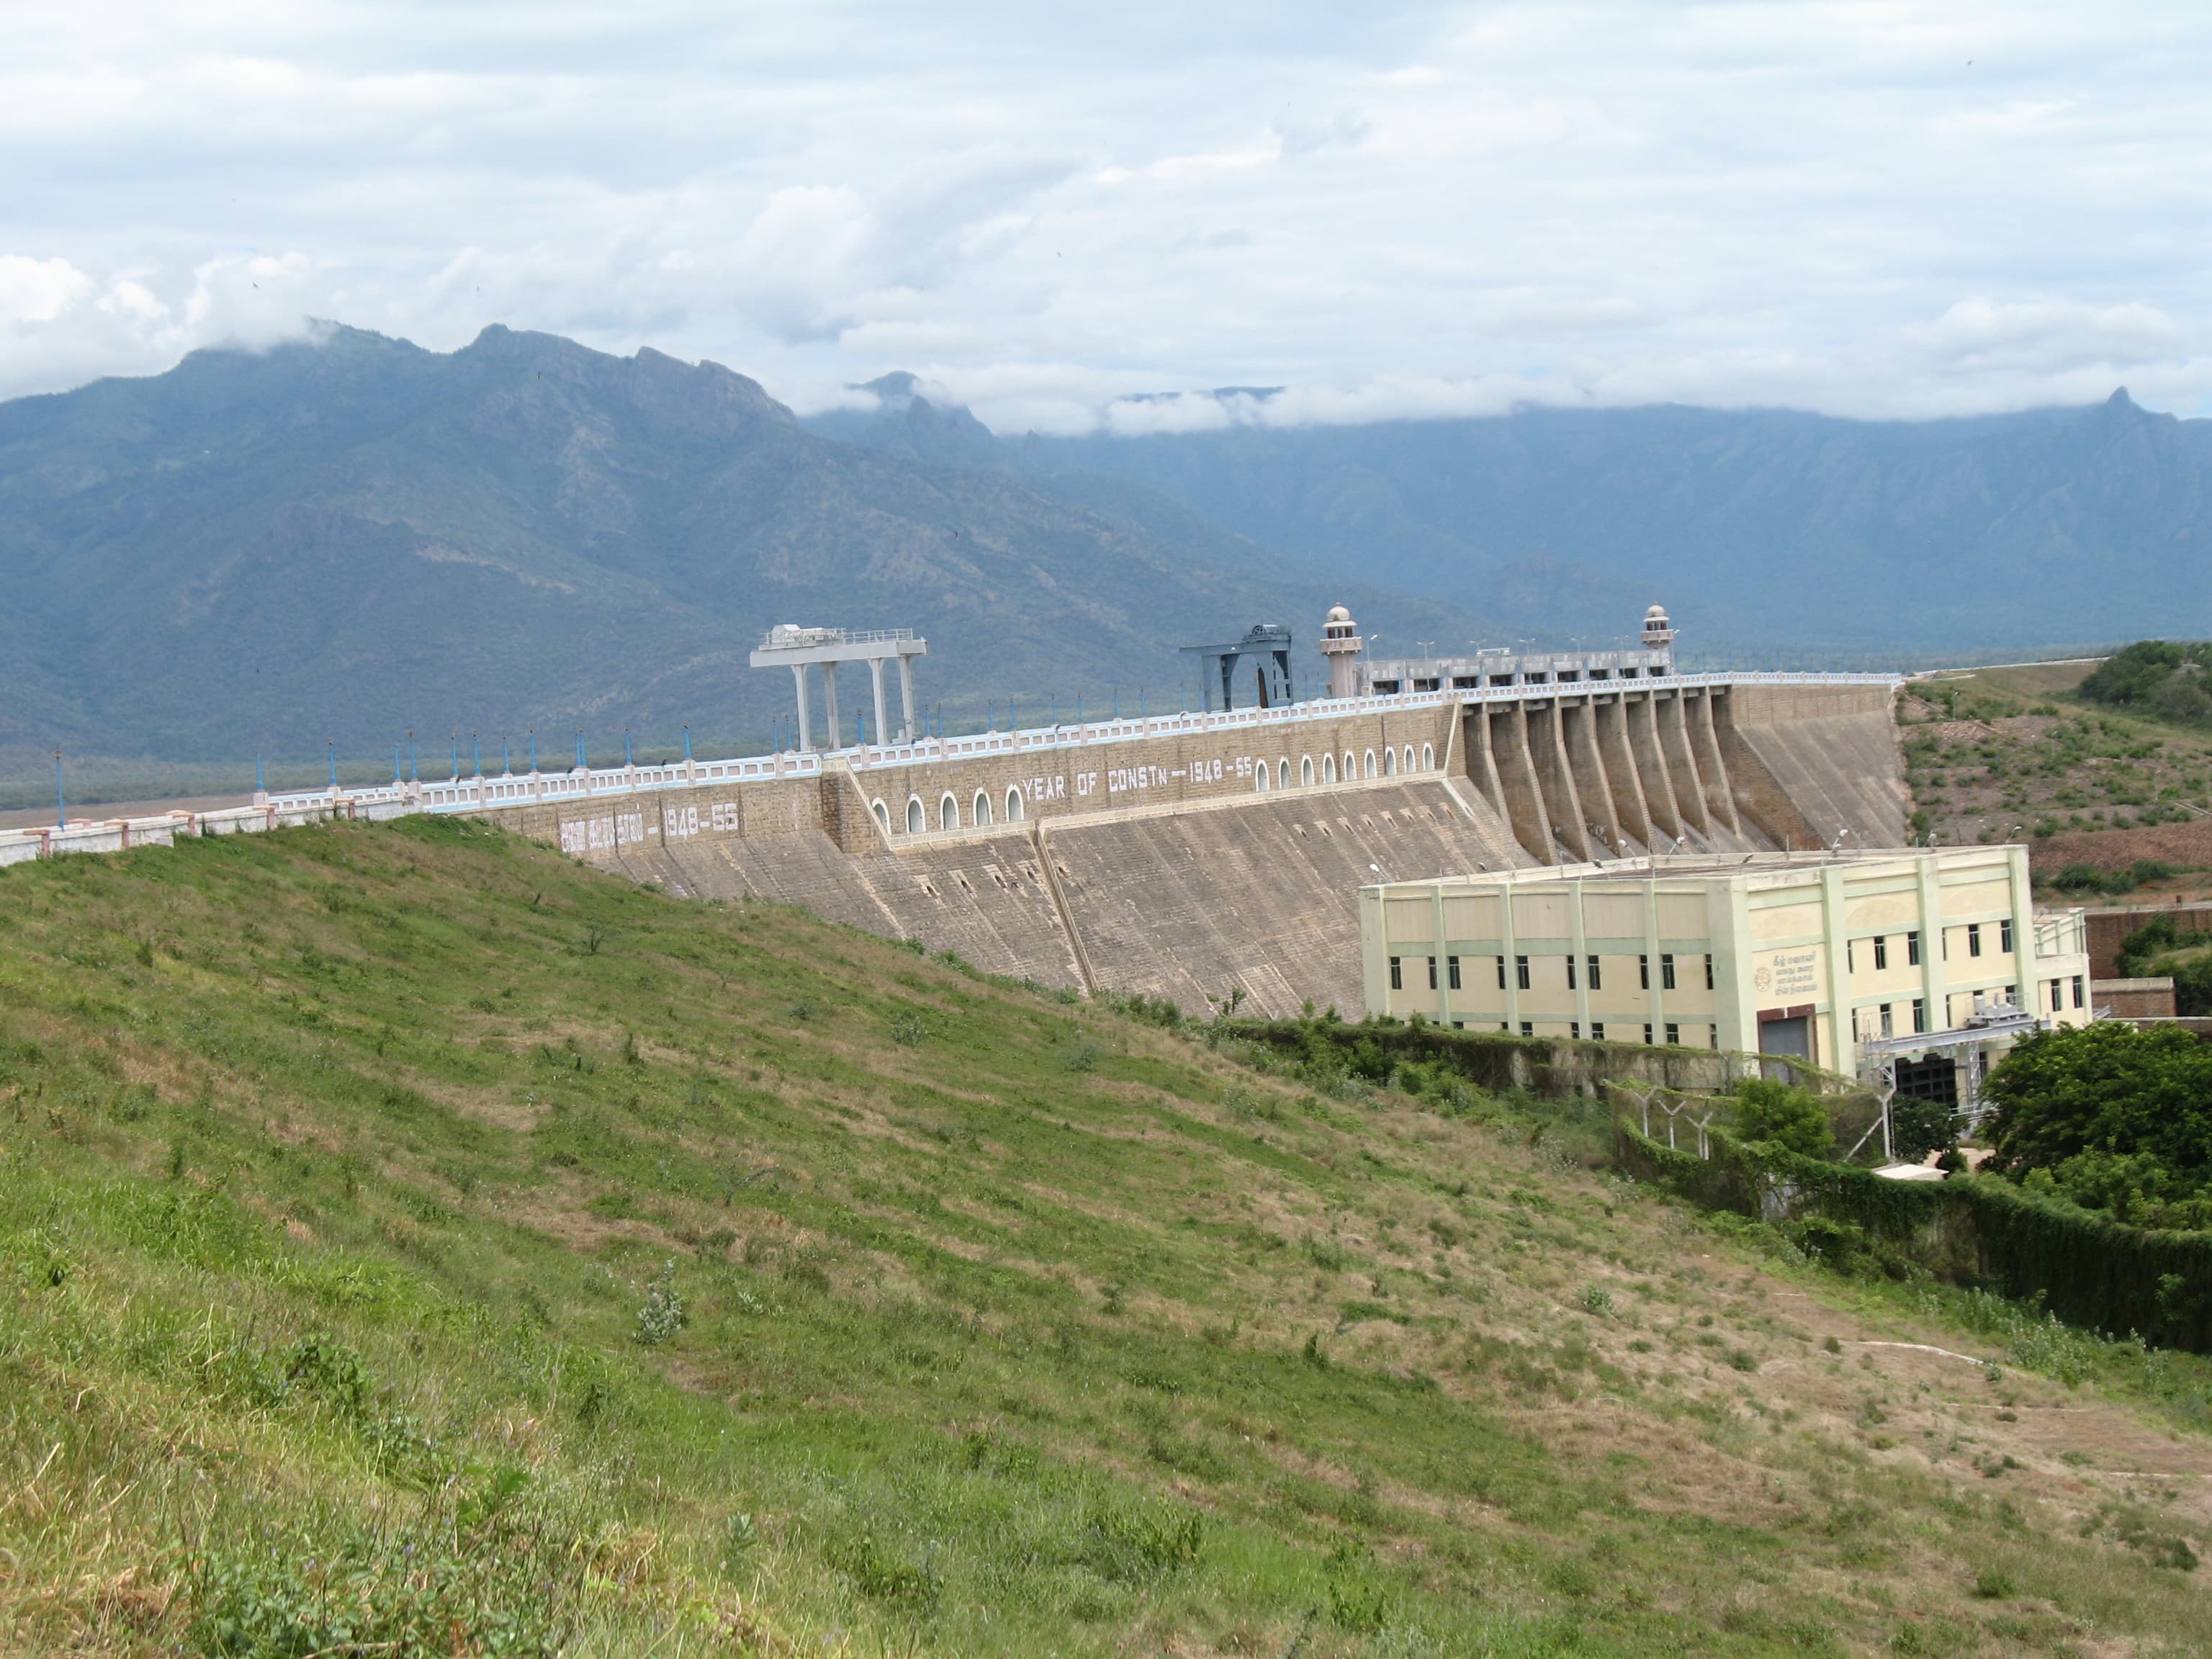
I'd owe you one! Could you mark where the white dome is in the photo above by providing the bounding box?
[1326,605,1352,624]
[1645,604,1669,621]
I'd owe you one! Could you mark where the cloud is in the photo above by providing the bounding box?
[0,255,91,325]
[0,1,2209,422]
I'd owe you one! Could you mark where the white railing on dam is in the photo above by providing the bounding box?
[0,670,1898,868]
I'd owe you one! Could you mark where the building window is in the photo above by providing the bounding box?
[1912,997,1926,1033]
[1344,752,1356,781]
[1301,756,1315,786]
[1586,954,1601,991]
[2072,974,2085,1009]
[1705,953,1714,990]
[1005,786,1025,822]
[2006,983,2018,1007]
[1665,1022,1680,1046]
[1519,1021,1532,1038]
[1389,956,1402,990]
[1323,754,1337,783]
[1639,954,1650,989]
[1709,1026,1720,1049]
[1496,955,1506,989]
[1403,746,1416,774]
[1873,936,1888,971]
[1907,930,1921,966]
[940,793,959,831]
[1427,956,1439,990]
[1570,1021,1581,1039]
[2000,918,2014,954]
[1566,956,1577,990]
[907,796,925,835]
[1422,743,1434,770]
[872,799,891,832]
[2050,978,2064,1012]
[1642,1023,1653,1045]
[1447,956,1462,990]
[1516,955,1530,990]
[1364,750,1378,778]
[974,791,992,827]
[1967,922,1982,958]
[1879,1002,1894,1038]
[1278,760,1291,789]
[1255,763,1271,793]
[1845,939,1854,973]
[1591,1021,1605,1040]
[1661,953,1676,991]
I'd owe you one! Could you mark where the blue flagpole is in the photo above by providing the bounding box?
[328,742,338,793]
[473,731,482,776]
[256,755,264,794]
[683,724,693,763]
[528,730,536,773]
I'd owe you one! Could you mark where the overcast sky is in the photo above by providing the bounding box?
[2,1,2207,432]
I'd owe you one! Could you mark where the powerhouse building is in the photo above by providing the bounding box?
[1358,845,2092,1086]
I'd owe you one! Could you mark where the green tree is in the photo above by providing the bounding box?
[1986,1023,2212,1192]
[1729,1079,1835,1159]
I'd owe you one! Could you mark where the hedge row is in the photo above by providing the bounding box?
[1220,1017,1871,1105]
[1619,1126,2212,1354]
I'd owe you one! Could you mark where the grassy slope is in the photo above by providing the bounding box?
[1902,662,2212,856]
[3,820,2211,1657]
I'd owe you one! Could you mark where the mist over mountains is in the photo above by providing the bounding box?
[3,322,2209,780]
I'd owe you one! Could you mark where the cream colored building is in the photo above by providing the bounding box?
[1359,847,2092,1082]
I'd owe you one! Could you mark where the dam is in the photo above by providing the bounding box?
[1,608,1908,1018]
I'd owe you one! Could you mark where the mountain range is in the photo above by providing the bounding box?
[0,328,1449,775]
[4,323,2211,786]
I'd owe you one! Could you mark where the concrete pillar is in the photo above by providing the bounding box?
[1470,709,1509,819]
[1564,700,1624,859]
[1530,703,1593,862]
[1596,696,1655,852]
[1689,691,1743,838]
[1491,706,1555,866]
[791,664,814,752]
[897,655,916,742]
[869,659,890,751]
[1658,693,1712,839]
[1629,694,1686,846]
[822,662,842,750]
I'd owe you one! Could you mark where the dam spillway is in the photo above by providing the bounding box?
[440,673,1907,1016]
[1,672,1905,1017]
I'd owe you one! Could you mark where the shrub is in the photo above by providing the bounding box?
[1730,1079,1835,1160]
[636,1260,686,1345]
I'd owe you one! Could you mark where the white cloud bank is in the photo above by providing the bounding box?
[1,1,2208,431]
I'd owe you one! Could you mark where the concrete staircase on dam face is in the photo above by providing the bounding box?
[458,678,1904,1017]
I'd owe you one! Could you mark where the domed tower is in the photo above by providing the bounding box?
[1320,604,1364,700]
[1641,603,1676,661]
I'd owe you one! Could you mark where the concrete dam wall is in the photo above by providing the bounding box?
[444,675,1904,1017]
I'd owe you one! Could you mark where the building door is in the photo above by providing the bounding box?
[1758,1016,1810,1060]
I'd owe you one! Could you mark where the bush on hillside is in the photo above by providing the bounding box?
[2079,641,2212,727]
[1729,1079,1835,1160]
[1987,1022,2212,1227]
[2054,860,2180,898]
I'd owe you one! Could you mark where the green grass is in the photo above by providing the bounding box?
[4,817,2211,1655]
